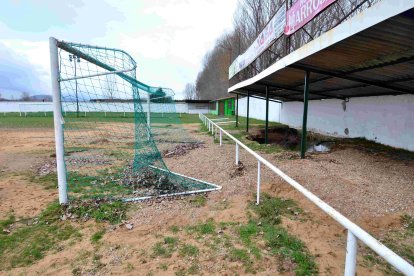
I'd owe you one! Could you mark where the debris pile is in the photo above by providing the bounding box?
[163,142,204,158]
[229,161,246,178]
[122,164,183,196]
[37,161,56,176]
[67,155,112,166]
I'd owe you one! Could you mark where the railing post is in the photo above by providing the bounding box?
[344,231,358,276]
[256,160,261,205]
[300,70,310,159]
[235,143,239,164]
[220,129,222,146]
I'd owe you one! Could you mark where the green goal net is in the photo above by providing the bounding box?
[54,40,219,201]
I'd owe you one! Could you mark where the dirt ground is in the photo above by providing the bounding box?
[0,125,413,275]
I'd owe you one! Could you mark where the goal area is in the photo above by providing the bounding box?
[49,37,220,204]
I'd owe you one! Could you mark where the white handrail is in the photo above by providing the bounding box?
[199,113,414,275]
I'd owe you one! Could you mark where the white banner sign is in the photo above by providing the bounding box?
[229,6,286,79]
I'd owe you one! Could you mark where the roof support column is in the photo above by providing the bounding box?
[236,94,239,128]
[265,86,269,144]
[246,91,250,133]
[300,71,310,159]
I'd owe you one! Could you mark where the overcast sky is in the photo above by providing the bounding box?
[0,0,237,99]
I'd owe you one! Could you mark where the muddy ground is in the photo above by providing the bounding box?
[0,125,413,275]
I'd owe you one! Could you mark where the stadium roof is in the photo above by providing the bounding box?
[228,1,414,102]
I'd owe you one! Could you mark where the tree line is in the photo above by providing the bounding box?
[183,0,374,100]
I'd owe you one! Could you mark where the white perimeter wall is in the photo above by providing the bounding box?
[0,101,210,114]
[237,95,414,152]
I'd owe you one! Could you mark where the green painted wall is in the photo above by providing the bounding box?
[210,102,218,115]
[223,98,235,116]
[210,98,235,116]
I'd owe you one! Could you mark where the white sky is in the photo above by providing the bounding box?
[0,0,238,99]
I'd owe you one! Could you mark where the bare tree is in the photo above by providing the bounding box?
[183,83,197,100]
[105,74,116,99]
[20,92,31,101]
[196,0,367,93]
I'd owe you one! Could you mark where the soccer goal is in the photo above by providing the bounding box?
[49,37,220,204]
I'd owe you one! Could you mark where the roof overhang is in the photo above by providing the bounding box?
[228,1,414,102]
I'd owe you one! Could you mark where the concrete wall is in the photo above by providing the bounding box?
[0,101,211,114]
[237,95,414,151]
[238,97,281,122]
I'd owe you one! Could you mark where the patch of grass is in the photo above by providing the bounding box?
[229,247,255,273]
[125,263,135,272]
[67,199,128,224]
[189,195,207,207]
[164,236,179,246]
[238,221,258,245]
[159,262,168,271]
[198,123,212,136]
[0,114,54,128]
[249,194,317,275]
[261,223,317,275]
[152,236,179,258]
[0,113,201,129]
[187,262,200,274]
[186,219,215,235]
[169,225,180,233]
[0,214,15,235]
[401,214,414,233]
[179,244,199,257]
[29,172,57,190]
[251,193,302,224]
[91,230,105,244]
[362,214,414,275]
[0,202,80,270]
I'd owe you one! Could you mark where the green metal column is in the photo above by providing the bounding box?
[300,71,310,159]
[236,94,239,128]
[246,91,250,132]
[265,86,269,144]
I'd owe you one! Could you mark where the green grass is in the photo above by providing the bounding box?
[189,195,207,207]
[91,230,105,244]
[186,219,216,235]
[0,214,16,235]
[248,194,317,275]
[179,244,199,257]
[169,225,180,234]
[401,214,414,233]
[0,202,80,270]
[251,193,303,224]
[152,237,179,258]
[66,199,128,224]
[29,172,58,190]
[205,114,281,130]
[160,194,316,275]
[202,115,290,154]
[0,112,201,129]
[362,214,414,275]
[159,263,169,271]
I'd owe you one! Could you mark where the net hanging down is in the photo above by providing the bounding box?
[51,38,220,202]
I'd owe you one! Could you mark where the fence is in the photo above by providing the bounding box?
[199,113,414,275]
[0,101,210,115]
[230,0,382,85]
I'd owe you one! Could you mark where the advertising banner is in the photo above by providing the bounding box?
[229,6,286,79]
[284,0,337,35]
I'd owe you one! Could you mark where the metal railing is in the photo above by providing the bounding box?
[229,0,383,86]
[199,113,414,275]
